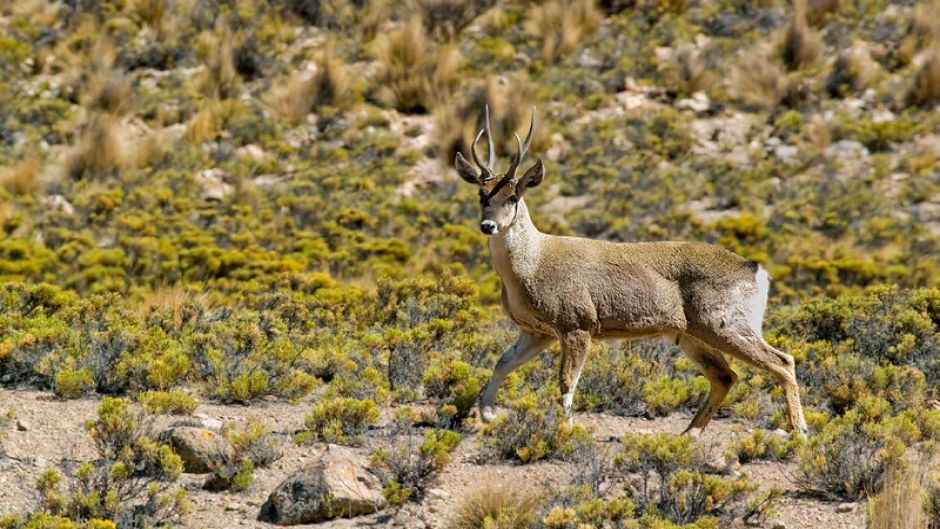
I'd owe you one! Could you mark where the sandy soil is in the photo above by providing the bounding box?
[0,388,865,529]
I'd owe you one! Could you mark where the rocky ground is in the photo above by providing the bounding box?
[0,388,865,529]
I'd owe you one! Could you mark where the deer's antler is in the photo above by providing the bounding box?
[506,107,536,180]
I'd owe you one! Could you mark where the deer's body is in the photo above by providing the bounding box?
[457,107,807,434]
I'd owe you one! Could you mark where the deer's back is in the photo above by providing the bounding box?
[509,237,759,336]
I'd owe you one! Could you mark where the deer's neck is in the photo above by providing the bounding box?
[488,198,542,282]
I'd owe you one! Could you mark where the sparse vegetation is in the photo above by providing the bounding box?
[1,0,940,526]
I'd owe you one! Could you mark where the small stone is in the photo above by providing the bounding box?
[772,523,787,529]
[15,420,29,432]
[226,503,241,512]
[836,502,855,513]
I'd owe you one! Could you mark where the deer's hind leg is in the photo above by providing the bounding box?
[678,336,737,433]
[705,329,808,436]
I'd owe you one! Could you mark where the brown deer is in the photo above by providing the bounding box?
[455,106,807,434]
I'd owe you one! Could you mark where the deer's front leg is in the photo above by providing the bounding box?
[479,331,555,423]
[558,329,591,416]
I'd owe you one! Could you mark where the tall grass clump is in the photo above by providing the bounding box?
[780,1,821,71]
[527,0,602,64]
[372,16,461,113]
[908,46,940,106]
[0,159,40,196]
[867,463,930,529]
[449,488,541,529]
[270,39,355,125]
[730,52,787,109]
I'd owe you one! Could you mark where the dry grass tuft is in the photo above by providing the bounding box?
[199,18,240,99]
[449,487,541,529]
[372,16,461,113]
[826,43,876,98]
[806,0,839,26]
[411,0,489,40]
[909,45,940,106]
[0,159,41,196]
[731,52,788,109]
[83,74,133,115]
[780,2,821,71]
[528,0,603,64]
[868,464,929,529]
[131,0,169,28]
[269,39,355,125]
[66,115,123,179]
[661,45,713,97]
[898,2,940,66]
[184,101,223,144]
[435,75,540,168]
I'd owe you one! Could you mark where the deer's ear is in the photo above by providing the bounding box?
[455,152,479,184]
[517,158,544,193]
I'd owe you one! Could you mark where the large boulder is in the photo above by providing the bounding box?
[161,426,234,474]
[259,444,387,525]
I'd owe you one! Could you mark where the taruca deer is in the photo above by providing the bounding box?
[455,107,808,435]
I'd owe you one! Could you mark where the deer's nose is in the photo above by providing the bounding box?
[480,220,498,235]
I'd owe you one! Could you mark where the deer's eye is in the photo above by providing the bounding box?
[508,195,520,204]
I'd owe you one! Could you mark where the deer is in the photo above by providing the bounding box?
[454,106,808,435]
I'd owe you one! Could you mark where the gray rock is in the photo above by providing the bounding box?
[15,419,29,432]
[836,502,855,513]
[259,444,386,525]
[825,140,869,160]
[161,426,235,474]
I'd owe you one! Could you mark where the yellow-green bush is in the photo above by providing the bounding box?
[479,396,594,463]
[296,397,380,446]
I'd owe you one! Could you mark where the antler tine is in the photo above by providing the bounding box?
[470,128,488,177]
[506,107,536,179]
[506,132,524,179]
[485,104,495,171]
[521,106,536,159]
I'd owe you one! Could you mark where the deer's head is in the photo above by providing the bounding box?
[455,106,543,236]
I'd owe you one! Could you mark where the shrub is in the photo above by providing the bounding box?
[615,433,770,525]
[725,428,797,464]
[222,416,282,468]
[371,426,463,505]
[296,397,380,446]
[797,396,935,499]
[53,367,95,399]
[450,488,541,529]
[422,357,483,425]
[137,390,198,415]
[371,16,461,113]
[479,397,594,463]
[26,398,189,527]
[203,416,284,492]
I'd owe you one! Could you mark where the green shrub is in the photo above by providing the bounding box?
[615,433,772,525]
[137,390,198,415]
[23,398,189,527]
[296,397,380,446]
[371,426,463,506]
[479,397,594,463]
[797,396,936,499]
